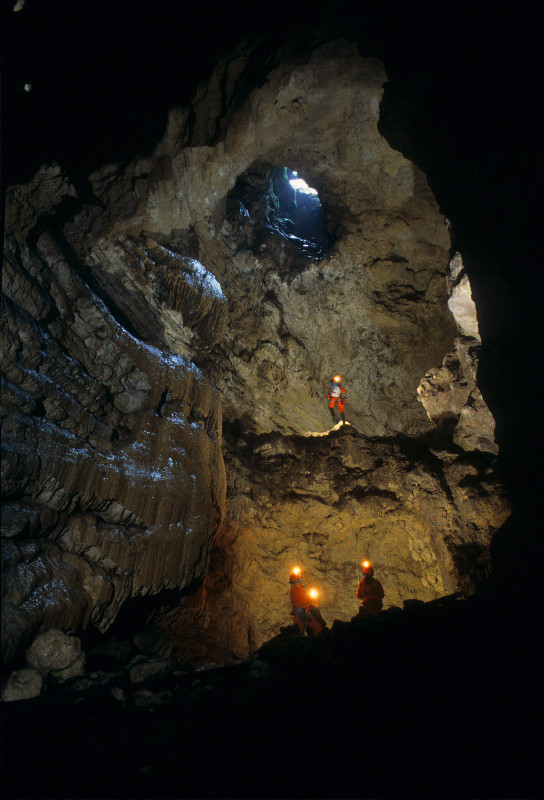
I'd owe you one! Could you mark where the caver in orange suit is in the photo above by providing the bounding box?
[289,573,310,634]
[356,563,384,617]
[327,376,347,423]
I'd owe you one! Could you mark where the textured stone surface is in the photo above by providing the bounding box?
[417,253,497,453]
[25,629,86,680]
[2,667,43,702]
[148,42,458,438]
[129,659,173,684]
[167,427,509,661]
[2,179,226,662]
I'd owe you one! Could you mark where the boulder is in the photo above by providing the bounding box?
[2,668,43,702]
[26,629,86,681]
[129,659,173,684]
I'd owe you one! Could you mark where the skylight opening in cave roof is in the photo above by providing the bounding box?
[289,171,318,195]
[260,165,334,261]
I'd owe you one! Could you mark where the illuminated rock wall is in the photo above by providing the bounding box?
[166,426,509,661]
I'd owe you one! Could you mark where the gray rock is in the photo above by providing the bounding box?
[2,668,43,702]
[129,660,173,684]
[133,689,172,707]
[26,629,86,681]
[110,687,126,703]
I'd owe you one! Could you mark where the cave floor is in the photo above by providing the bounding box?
[3,591,540,800]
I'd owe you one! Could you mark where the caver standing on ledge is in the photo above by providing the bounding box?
[356,561,385,617]
[327,375,347,424]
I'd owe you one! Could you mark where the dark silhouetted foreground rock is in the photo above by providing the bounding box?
[1,591,540,799]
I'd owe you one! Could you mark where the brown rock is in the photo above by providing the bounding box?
[168,428,509,660]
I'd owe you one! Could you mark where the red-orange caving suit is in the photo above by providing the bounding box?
[356,576,385,616]
[290,582,310,633]
[328,382,347,416]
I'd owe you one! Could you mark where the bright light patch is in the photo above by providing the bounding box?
[289,176,318,195]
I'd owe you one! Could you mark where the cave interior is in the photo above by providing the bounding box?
[1,0,542,798]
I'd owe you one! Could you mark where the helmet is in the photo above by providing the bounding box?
[333,375,341,383]
[308,588,319,605]
[290,566,302,584]
[362,560,374,576]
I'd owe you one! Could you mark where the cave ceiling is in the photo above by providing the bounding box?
[2,0,538,666]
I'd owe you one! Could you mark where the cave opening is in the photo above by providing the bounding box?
[266,166,332,260]
[227,162,335,268]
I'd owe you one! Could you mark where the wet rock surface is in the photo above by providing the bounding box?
[1,177,226,662]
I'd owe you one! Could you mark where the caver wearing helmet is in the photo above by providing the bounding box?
[327,375,347,425]
[356,560,384,617]
[306,588,327,635]
[289,567,310,634]
[289,566,303,585]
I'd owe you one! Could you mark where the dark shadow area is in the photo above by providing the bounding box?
[2,2,541,797]
[2,591,540,799]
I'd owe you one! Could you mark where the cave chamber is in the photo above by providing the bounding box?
[1,34,512,672]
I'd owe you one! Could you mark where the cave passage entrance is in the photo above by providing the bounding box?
[266,167,333,260]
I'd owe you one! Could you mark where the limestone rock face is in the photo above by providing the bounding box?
[2,668,43,702]
[167,428,510,661]
[144,41,458,438]
[417,253,497,454]
[2,39,506,665]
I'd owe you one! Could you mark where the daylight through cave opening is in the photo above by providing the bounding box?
[226,162,335,270]
[266,166,333,259]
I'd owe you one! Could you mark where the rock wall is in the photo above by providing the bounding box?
[166,426,509,662]
[2,39,508,665]
[1,170,226,662]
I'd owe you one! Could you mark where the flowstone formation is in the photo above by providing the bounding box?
[2,39,508,670]
[1,170,227,663]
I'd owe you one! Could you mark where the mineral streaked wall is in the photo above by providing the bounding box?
[1,178,226,661]
[87,235,228,358]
